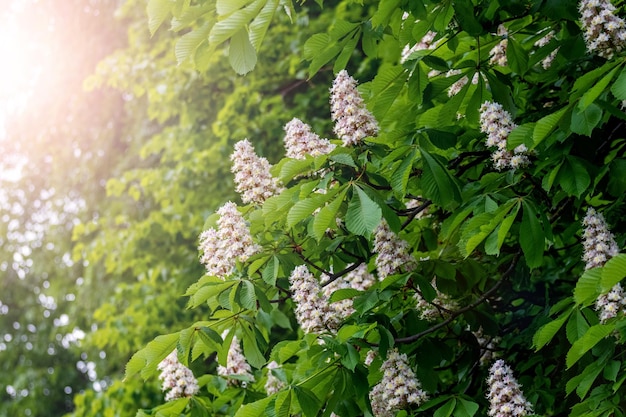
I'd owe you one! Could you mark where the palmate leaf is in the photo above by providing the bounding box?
[520,200,545,269]
[175,21,212,65]
[233,396,273,417]
[557,156,591,198]
[570,103,602,136]
[249,0,280,51]
[459,199,518,258]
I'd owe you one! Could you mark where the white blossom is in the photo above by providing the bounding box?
[330,70,379,146]
[489,25,508,66]
[479,101,530,171]
[582,207,620,270]
[486,359,533,417]
[373,220,417,279]
[157,350,199,401]
[231,139,283,205]
[217,334,255,387]
[283,118,335,159]
[400,31,438,63]
[369,349,428,417]
[473,327,501,366]
[579,0,626,59]
[198,202,259,279]
[289,265,338,334]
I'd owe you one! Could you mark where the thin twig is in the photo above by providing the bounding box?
[394,251,521,344]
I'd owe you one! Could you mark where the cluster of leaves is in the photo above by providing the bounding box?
[77,0,626,416]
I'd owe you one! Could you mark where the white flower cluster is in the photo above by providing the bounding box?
[283,118,335,159]
[489,25,508,66]
[596,283,626,322]
[400,31,438,63]
[486,359,533,417]
[582,207,620,270]
[582,208,624,322]
[414,279,459,321]
[264,360,285,395]
[533,30,559,69]
[322,272,356,321]
[289,265,338,334]
[198,202,259,279]
[579,0,626,59]
[473,327,501,366]
[369,349,429,417]
[446,70,485,97]
[373,220,417,279]
[157,350,200,401]
[344,262,376,291]
[479,101,530,171]
[330,70,379,146]
[217,335,255,387]
[231,139,283,205]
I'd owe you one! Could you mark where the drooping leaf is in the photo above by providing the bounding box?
[420,149,461,209]
[557,156,591,197]
[345,185,382,237]
[520,200,545,269]
[147,0,174,36]
[574,268,602,307]
[229,28,257,75]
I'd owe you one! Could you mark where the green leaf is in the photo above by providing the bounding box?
[390,148,416,195]
[533,308,572,350]
[454,398,479,417]
[507,37,529,75]
[242,325,266,368]
[566,361,604,399]
[566,324,615,368]
[507,123,535,150]
[485,201,520,256]
[293,386,322,417]
[287,193,328,228]
[579,66,619,111]
[557,156,591,197]
[234,397,273,417]
[262,256,279,286]
[574,268,602,306]
[369,64,406,122]
[175,22,212,65]
[566,310,590,344]
[341,343,360,371]
[533,107,568,146]
[610,65,626,99]
[459,199,517,257]
[520,200,544,269]
[126,332,179,380]
[453,0,482,36]
[329,153,357,168]
[147,0,174,36]
[239,280,257,310]
[312,188,347,241]
[600,254,626,292]
[275,391,292,417]
[216,0,254,16]
[248,0,279,50]
[570,103,602,136]
[434,398,456,417]
[371,0,401,28]
[210,0,264,46]
[420,149,461,209]
[229,28,257,75]
[345,185,382,237]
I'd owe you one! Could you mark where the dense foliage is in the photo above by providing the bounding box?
[110,0,626,416]
[3,0,626,416]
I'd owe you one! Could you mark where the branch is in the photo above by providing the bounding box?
[401,200,432,230]
[321,262,365,287]
[394,251,521,344]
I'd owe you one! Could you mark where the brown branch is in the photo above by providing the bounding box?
[321,262,365,287]
[401,201,432,230]
[394,251,521,344]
